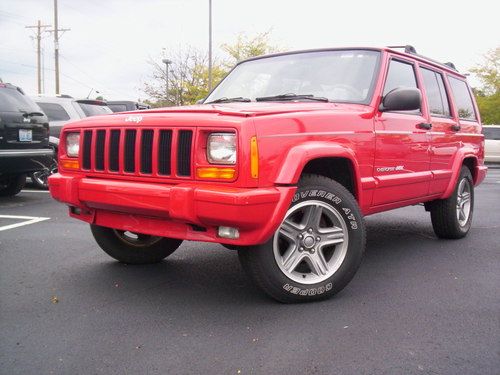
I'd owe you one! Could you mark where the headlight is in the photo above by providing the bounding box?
[66,132,80,157]
[207,133,236,164]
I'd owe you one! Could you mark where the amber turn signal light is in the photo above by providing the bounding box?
[60,159,80,170]
[197,167,235,179]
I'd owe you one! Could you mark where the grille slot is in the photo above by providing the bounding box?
[95,130,106,171]
[158,130,172,175]
[82,130,92,170]
[109,130,120,172]
[177,130,192,176]
[140,130,154,174]
[124,129,136,173]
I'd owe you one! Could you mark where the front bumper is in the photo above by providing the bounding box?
[48,174,296,246]
[0,148,54,175]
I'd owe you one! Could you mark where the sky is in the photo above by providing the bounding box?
[0,0,498,101]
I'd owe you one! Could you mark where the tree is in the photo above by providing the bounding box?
[221,31,280,67]
[470,47,500,124]
[141,32,280,107]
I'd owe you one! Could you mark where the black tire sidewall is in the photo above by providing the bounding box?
[90,224,182,264]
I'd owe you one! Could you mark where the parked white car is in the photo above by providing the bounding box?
[483,125,500,163]
[31,96,112,138]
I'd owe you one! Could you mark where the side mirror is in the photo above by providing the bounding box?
[379,87,421,112]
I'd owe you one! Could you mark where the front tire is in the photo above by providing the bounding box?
[430,166,474,239]
[238,174,366,303]
[90,225,183,264]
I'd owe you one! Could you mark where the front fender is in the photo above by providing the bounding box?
[274,141,361,193]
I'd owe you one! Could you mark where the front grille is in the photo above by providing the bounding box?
[81,128,193,178]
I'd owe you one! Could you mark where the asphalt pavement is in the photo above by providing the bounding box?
[1,170,499,375]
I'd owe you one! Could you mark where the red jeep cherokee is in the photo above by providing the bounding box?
[49,46,487,302]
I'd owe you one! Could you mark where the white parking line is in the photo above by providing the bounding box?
[21,190,50,193]
[0,215,50,231]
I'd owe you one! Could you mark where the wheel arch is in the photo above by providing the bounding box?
[274,142,361,201]
[442,151,479,199]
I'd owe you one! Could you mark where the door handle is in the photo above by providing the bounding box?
[417,122,432,130]
[451,124,461,132]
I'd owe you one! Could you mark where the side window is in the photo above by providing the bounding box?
[383,59,418,96]
[37,102,70,121]
[420,68,451,117]
[448,77,476,121]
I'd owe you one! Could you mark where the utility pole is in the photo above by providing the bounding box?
[162,59,172,104]
[49,0,70,95]
[25,20,51,94]
[208,0,212,91]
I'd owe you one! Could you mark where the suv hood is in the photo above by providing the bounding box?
[63,102,374,130]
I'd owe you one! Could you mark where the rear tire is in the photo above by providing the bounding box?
[238,174,366,303]
[430,166,474,239]
[0,174,26,197]
[90,224,183,264]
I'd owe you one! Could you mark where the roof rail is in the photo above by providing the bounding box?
[386,45,458,72]
[387,45,417,54]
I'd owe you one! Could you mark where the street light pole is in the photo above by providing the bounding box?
[208,0,212,92]
[162,58,172,105]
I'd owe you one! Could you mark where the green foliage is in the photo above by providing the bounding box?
[471,47,500,124]
[142,32,280,106]
[221,31,280,66]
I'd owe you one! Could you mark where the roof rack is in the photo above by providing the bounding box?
[387,45,458,72]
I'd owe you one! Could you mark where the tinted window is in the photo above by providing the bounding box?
[421,68,451,117]
[448,77,476,120]
[37,102,70,121]
[108,104,128,112]
[483,127,500,140]
[78,103,113,117]
[383,60,418,96]
[0,86,41,112]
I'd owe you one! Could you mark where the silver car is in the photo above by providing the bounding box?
[484,125,500,163]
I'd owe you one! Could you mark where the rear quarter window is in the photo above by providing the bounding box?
[37,102,70,121]
[448,76,477,121]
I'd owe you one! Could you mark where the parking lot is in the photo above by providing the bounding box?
[1,170,499,375]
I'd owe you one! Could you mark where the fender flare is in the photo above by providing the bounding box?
[441,148,478,199]
[274,141,361,198]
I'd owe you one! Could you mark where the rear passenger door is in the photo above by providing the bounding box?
[418,66,459,195]
[373,58,431,206]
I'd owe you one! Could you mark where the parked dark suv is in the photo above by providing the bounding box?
[0,83,53,196]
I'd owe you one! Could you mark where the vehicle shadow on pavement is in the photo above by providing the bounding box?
[52,213,452,310]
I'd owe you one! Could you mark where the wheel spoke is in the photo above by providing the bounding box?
[306,252,329,276]
[282,247,304,272]
[319,226,344,247]
[279,220,301,241]
[302,204,323,229]
[461,192,470,205]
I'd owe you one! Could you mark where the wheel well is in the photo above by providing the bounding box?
[302,157,356,199]
[462,157,477,182]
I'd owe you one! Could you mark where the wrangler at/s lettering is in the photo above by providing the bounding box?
[49,46,487,302]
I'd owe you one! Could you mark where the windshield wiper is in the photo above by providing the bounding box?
[255,93,329,102]
[205,96,251,104]
[21,111,45,117]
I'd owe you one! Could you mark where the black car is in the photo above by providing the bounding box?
[0,83,53,196]
[107,100,150,112]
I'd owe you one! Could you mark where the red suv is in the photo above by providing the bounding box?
[49,46,487,302]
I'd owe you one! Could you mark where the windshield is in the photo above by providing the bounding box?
[77,102,113,117]
[0,87,41,113]
[205,49,380,104]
